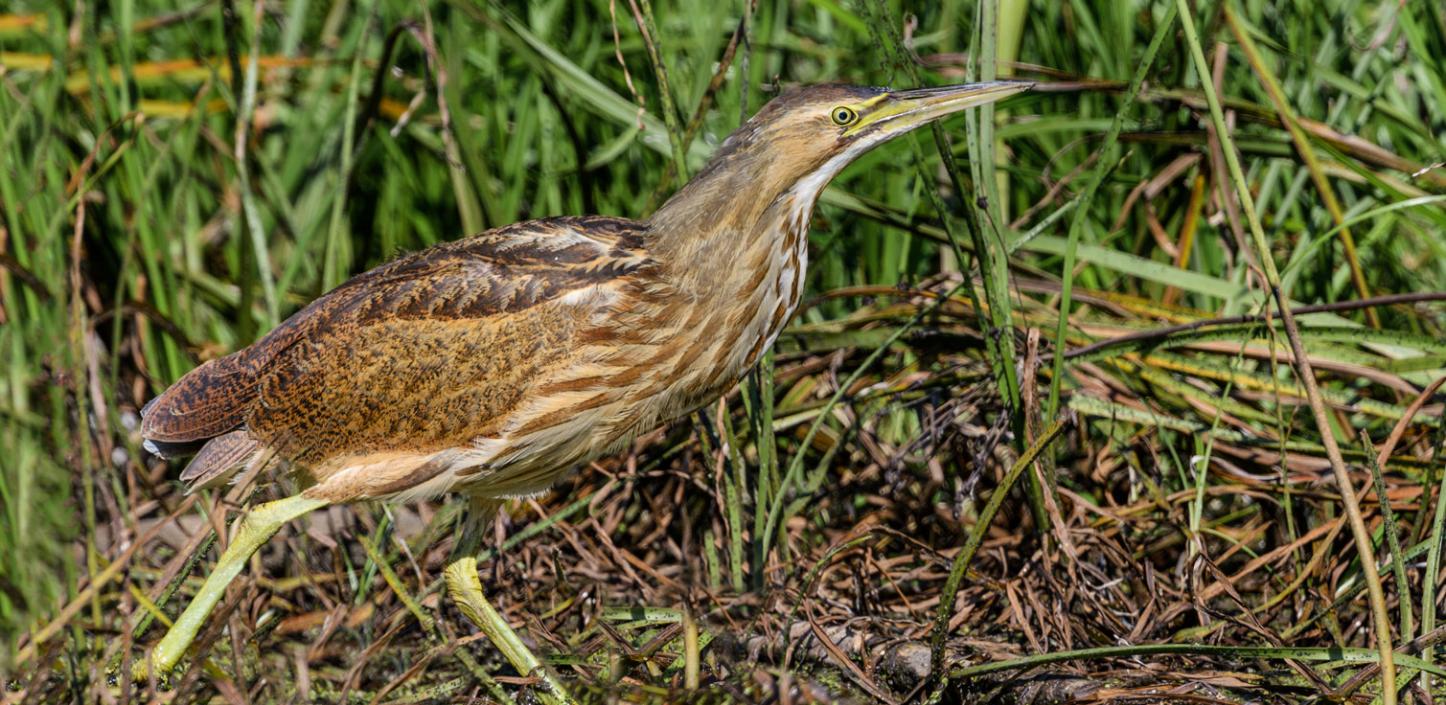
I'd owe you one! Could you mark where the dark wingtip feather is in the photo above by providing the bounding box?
[180,430,262,492]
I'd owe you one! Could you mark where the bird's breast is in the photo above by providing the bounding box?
[672,202,812,402]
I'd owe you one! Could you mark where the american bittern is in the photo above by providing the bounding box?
[138,80,1029,677]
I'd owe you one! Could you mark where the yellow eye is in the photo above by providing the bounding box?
[830,106,858,126]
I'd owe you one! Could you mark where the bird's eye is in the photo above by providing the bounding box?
[830,106,858,126]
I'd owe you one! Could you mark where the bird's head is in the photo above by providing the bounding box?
[749,81,1031,178]
[654,81,1031,229]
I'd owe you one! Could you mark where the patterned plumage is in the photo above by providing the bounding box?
[142,82,1031,508]
[146,87,820,501]
[134,80,1032,679]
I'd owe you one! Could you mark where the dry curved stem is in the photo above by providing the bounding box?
[1225,6,1377,329]
[1177,2,1396,702]
[1060,292,1446,363]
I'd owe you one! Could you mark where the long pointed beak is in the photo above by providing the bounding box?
[848,80,1032,136]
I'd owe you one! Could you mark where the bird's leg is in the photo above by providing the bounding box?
[443,495,571,701]
[444,556,572,705]
[448,492,507,561]
[136,493,330,679]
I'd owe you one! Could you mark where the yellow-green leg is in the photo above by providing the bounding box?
[135,494,330,680]
[445,557,572,705]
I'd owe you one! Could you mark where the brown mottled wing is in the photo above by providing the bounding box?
[141,216,650,467]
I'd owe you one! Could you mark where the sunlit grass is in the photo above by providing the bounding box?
[3,0,1444,699]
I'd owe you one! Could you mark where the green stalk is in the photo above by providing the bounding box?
[744,360,778,584]
[1045,1,1177,418]
[970,0,1040,529]
[1033,1,1176,535]
[1362,432,1413,639]
[928,414,1070,682]
[634,0,689,179]
[221,0,255,343]
[963,0,1024,419]
[1423,421,1446,692]
[419,4,485,236]
[322,0,375,290]
[1175,3,1396,701]
[233,0,278,330]
[993,0,1026,204]
[951,643,1445,681]
[862,0,1040,525]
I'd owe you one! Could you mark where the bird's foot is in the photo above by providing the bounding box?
[132,493,330,681]
[444,556,573,704]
